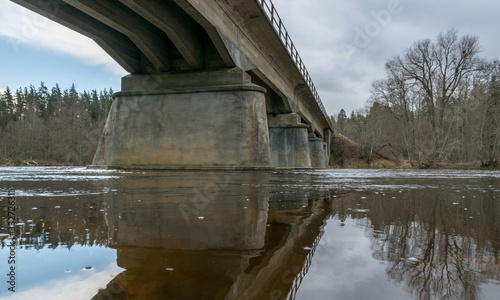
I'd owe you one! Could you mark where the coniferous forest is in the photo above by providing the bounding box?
[0,82,113,165]
[331,30,499,168]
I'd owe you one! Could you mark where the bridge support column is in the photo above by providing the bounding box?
[309,137,327,168]
[309,128,332,168]
[268,114,311,168]
[323,129,332,167]
[92,68,272,169]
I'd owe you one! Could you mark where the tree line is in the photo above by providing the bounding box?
[332,29,499,167]
[0,82,113,165]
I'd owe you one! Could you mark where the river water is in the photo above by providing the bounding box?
[0,167,499,300]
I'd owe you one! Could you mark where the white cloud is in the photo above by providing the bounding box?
[0,0,126,76]
[1,263,124,300]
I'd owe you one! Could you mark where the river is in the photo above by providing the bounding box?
[0,167,499,300]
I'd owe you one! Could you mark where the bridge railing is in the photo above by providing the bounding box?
[257,0,333,129]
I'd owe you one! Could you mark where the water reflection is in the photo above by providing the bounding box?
[328,188,500,300]
[0,187,109,250]
[89,171,332,300]
[1,168,499,299]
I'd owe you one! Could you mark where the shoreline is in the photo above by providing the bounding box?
[1,159,497,170]
[330,158,499,170]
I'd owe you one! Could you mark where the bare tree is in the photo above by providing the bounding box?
[370,73,420,163]
[387,29,485,160]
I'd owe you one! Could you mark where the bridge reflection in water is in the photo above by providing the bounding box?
[92,171,332,300]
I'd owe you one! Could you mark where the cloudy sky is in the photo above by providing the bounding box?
[1,0,499,117]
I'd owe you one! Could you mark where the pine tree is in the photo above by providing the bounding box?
[337,109,347,133]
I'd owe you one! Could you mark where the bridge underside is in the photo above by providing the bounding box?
[13,0,332,169]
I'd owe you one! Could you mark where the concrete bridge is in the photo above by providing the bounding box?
[13,0,333,169]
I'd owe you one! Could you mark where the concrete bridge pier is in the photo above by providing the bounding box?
[309,137,327,168]
[92,68,272,169]
[267,113,311,168]
[309,129,331,168]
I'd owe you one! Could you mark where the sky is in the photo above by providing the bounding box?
[1,0,500,117]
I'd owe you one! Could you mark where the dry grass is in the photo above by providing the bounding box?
[327,133,493,169]
[329,133,410,169]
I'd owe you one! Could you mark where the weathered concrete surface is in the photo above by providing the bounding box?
[92,68,271,169]
[309,138,327,168]
[323,128,332,166]
[268,114,311,168]
[121,67,252,91]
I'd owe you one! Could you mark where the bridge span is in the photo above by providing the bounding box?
[13,0,333,169]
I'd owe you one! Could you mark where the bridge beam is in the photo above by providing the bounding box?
[294,84,327,137]
[119,0,205,69]
[92,68,272,170]
[172,0,235,67]
[63,0,172,72]
[11,0,142,73]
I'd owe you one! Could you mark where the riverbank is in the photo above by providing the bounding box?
[328,133,498,170]
[0,158,76,167]
[1,160,495,170]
